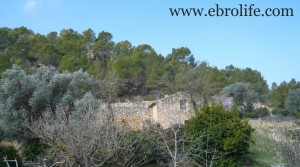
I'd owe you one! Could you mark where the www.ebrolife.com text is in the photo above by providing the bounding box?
[170,4,294,17]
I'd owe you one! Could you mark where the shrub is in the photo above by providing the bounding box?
[0,142,23,167]
[239,102,269,118]
[273,128,300,166]
[0,128,3,141]
[115,130,162,166]
[296,112,300,119]
[285,89,300,114]
[221,83,257,105]
[184,103,253,167]
[22,138,48,162]
[272,109,291,117]
[255,107,269,117]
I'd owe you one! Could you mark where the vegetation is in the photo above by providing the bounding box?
[0,26,273,99]
[0,26,300,166]
[248,129,280,166]
[0,66,100,141]
[0,142,23,167]
[184,103,253,166]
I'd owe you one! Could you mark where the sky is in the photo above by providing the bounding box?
[0,0,299,86]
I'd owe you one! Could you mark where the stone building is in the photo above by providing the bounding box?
[111,92,198,129]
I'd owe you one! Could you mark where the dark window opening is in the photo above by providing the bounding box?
[180,100,186,109]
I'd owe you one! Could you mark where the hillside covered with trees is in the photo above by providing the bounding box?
[1,26,300,166]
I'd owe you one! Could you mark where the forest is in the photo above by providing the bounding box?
[1,26,300,166]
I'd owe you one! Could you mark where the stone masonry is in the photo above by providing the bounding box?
[111,92,198,129]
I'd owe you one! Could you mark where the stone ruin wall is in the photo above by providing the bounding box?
[112,101,154,130]
[155,92,194,128]
[111,92,196,129]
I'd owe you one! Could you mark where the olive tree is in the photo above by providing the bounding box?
[0,66,100,141]
[221,82,257,105]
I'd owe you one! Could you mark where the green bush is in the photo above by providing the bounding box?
[239,102,269,118]
[0,128,3,141]
[243,112,259,118]
[184,103,253,167]
[239,102,256,118]
[0,144,23,167]
[285,89,300,115]
[122,131,162,166]
[23,138,48,162]
[221,83,257,105]
[255,107,269,117]
[296,112,300,119]
[272,109,291,117]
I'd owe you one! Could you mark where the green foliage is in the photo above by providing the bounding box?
[14,59,27,69]
[0,128,3,141]
[248,129,280,167]
[0,27,13,51]
[272,109,291,117]
[82,28,96,47]
[222,66,268,96]
[222,65,241,84]
[46,31,58,44]
[29,33,48,60]
[146,62,168,95]
[113,44,161,96]
[72,92,101,118]
[0,143,23,167]
[239,68,269,95]
[37,43,61,66]
[271,81,290,109]
[221,82,256,105]
[208,67,228,95]
[0,66,36,140]
[113,55,143,95]
[9,27,34,61]
[59,54,89,72]
[239,102,269,118]
[2,26,300,114]
[193,62,212,100]
[184,103,253,166]
[285,89,300,114]
[117,131,161,166]
[164,47,195,84]
[58,29,83,56]
[271,80,300,110]
[3,26,300,166]
[114,40,132,58]
[23,138,48,161]
[0,26,276,103]
[165,47,196,68]
[0,66,99,140]
[240,102,256,118]
[87,58,104,79]
[93,31,114,70]
[254,107,269,118]
[0,52,12,74]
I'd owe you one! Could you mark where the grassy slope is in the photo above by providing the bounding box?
[245,118,300,167]
[248,129,281,166]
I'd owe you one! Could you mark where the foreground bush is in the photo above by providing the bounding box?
[270,128,300,167]
[0,142,23,167]
[26,93,160,166]
[184,103,253,167]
